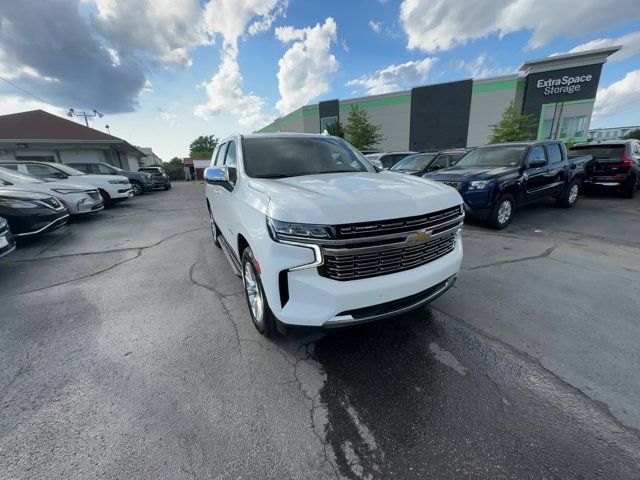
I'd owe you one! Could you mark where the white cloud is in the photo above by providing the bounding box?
[369,21,382,34]
[400,0,640,53]
[91,0,207,68]
[346,57,437,95]
[275,18,339,114]
[105,47,120,67]
[203,0,286,47]
[455,54,516,79]
[0,95,66,117]
[593,69,640,119]
[197,0,289,127]
[195,45,270,127]
[557,31,640,61]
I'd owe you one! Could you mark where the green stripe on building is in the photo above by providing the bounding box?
[339,94,410,111]
[472,79,519,94]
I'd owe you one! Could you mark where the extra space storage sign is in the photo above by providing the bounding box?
[536,74,593,95]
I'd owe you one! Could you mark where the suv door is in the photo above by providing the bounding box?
[207,142,229,240]
[522,146,550,202]
[544,143,568,197]
[215,140,239,243]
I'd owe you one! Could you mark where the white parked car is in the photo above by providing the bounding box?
[204,133,464,336]
[0,167,103,215]
[0,161,133,206]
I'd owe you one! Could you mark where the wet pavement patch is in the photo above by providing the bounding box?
[313,309,640,479]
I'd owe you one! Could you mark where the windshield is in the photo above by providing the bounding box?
[0,167,45,184]
[456,146,525,168]
[243,136,373,178]
[390,153,437,171]
[53,164,85,176]
[106,164,123,172]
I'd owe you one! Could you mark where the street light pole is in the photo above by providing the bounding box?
[67,108,104,127]
[105,124,111,134]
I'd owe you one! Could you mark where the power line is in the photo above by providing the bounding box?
[0,74,50,104]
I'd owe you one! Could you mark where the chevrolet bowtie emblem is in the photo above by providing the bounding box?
[408,230,432,243]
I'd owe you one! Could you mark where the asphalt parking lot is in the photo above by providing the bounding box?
[1,182,639,479]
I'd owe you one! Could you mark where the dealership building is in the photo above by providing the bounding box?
[258,46,621,151]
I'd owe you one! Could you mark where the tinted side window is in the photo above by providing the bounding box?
[96,164,114,174]
[527,146,547,165]
[431,155,450,169]
[0,164,19,171]
[547,144,563,164]
[26,164,58,177]
[71,164,91,173]
[380,156,394,169]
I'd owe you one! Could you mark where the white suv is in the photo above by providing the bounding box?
[205,133,463,336]
[1,161,133,205]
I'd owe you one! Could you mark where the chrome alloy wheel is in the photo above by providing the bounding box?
[243,262,264,327]
[131,183,143,195]
[568,184,579,204]
[497,199,512,225]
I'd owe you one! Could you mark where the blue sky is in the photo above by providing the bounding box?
[1,0,639,160]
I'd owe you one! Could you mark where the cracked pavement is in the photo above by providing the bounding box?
[1,183,639,479]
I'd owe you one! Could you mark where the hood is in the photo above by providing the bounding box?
[249,171,462,224]
[425,165,518,181]
[4,180,95,195]
[391,168,422,176]
[71,174,130,183]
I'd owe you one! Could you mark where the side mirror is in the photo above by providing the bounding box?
[528,159,547,168]
[430,164,441,171]
[204,166,229,185]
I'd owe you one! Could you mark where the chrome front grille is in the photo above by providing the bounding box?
[334,205,462,239]
[40,197,63,210]
[315,206,463,281]
[321,231,457,281]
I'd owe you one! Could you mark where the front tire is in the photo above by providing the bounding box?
[98,189,112,207]
[241,247,276,337]
[621,175,637,198]
[556,179,580,208]
[488,194,515,230]
[131,181,143,196]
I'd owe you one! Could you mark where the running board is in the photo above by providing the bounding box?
[219,234,242,277]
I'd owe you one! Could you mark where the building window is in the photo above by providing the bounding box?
[541,119,553,140]
[320,116,338,132]
[559,116,587,139]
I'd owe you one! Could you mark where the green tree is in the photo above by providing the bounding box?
[344,106,384,150]
[189,135,218,157]
[163,156,185,181]
[623,129,640,141]
[564,138,577,149]
[488,102,537,144]
[325,120,345,138]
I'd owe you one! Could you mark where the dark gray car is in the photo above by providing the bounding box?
[65,162,154,196]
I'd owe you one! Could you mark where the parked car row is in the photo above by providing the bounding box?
[370,139,639,229]
[0,161,172,259]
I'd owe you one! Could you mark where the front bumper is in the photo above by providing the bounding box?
[63,193,104,215]
[110,185,135,199]
[260,234,463,327]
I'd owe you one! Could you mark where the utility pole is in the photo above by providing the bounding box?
[67,108,104,127]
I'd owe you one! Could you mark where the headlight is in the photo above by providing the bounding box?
[267,218,330,240]
[468,180,490,190]
[51,188,86,194]
[0,217,7,229]
[0,198,40,209]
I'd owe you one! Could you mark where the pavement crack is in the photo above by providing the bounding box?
[1,227,207,298]
[188,261,241,349]
[465,244,557,271]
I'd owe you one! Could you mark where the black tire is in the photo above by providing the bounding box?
[131,181,144,196]
[98,189,112,207]
[556,179,580,208]
[164,184,170,190]
[241,247,276,337]
[620,176,637,198]
[488,193,515,230]
[208,208,221,248]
